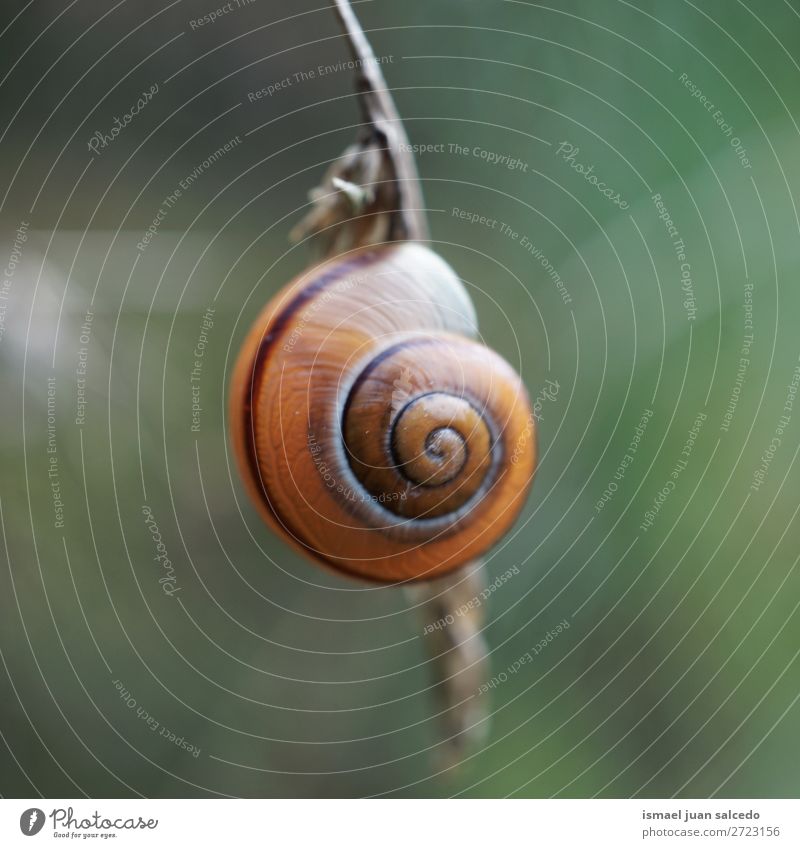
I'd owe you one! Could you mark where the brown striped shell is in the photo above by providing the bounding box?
[230,242,536,583]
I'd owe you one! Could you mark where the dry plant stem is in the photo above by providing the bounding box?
[292,0,429,251]
[330,0,428,241]
[332,0,489,768]
[294,0,491,766]
[404,560,490,772]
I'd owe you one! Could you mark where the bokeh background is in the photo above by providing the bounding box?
[1,0,799,798]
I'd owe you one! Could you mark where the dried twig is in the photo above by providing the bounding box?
[291,0,429,251]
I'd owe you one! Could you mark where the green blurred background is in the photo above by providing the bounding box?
[1,0,799,798]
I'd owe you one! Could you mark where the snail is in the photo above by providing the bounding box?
[230,0,539,769]
[230,240,536,583]
[230,0,537,585]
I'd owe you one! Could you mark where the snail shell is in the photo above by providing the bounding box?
[230,242,536,583]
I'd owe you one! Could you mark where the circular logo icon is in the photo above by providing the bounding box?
[19,808,45,836]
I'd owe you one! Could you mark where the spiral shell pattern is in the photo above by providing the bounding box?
[230,242,536,583]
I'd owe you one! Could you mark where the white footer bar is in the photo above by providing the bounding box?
[2,799,798,847]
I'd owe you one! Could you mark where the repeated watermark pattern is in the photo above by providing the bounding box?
[2,0,799,807]
[720,283,754,433]
[751,355,800,493]
[678,71,751,169]
[190,306,216,433]
[114,679,201,757]
[87,84,159,156]
[554,142,630,210]
[141,506,181,596]
[74,308,93,427]
[248,54,395,101]
[423,566,519,635]
[651,193,696,321]
[0,220,27,345]
[46,376,65,529]
[478,619,570,694]
[453,206,573,305]
[595,409,654,513]
[189,0,257,30]
[510,379,559,466]
[137,137,241,253]
[307,429,407,506]
[640,411,707,532]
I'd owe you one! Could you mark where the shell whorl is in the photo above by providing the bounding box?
[231,242,536,583]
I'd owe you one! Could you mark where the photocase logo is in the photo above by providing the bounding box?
[19,808,45,836]
[13,806,160,838]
